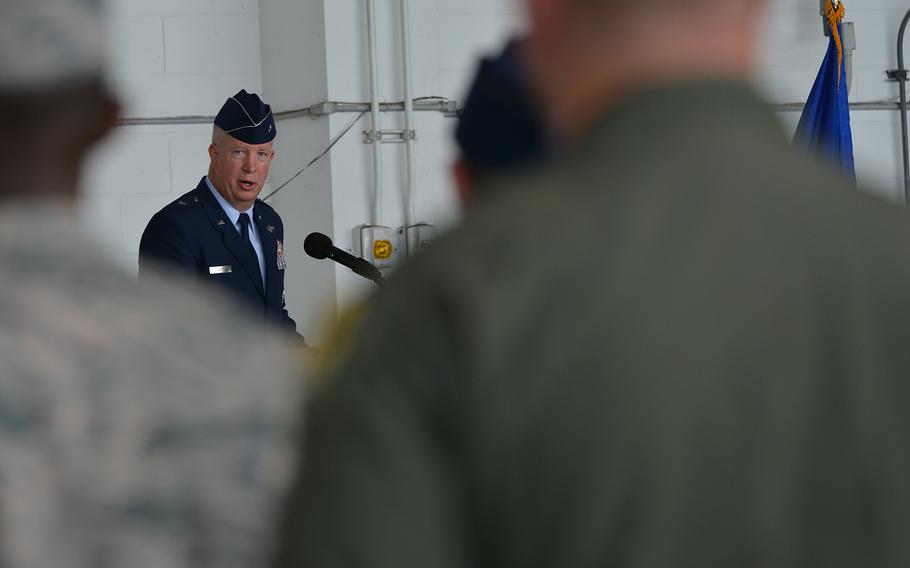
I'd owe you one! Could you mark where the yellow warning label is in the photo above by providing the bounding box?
[373,239,393,260]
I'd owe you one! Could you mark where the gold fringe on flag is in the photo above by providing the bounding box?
[825,0,846,88]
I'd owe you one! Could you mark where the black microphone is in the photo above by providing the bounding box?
[304,232,384,285]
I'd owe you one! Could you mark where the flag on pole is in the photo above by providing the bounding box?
[794,0,855,181]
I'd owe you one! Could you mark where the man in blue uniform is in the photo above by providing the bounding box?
[140,90,299,336]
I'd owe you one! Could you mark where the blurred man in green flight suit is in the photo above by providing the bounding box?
[275,0,910,566]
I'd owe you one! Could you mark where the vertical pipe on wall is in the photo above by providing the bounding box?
[400,0,417,227]
[367,0,383,225]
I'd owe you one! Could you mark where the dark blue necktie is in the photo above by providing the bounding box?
[238,213,259,266]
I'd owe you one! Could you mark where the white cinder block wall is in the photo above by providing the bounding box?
[81,0,910,345]
[82,0,264,274]
[259,0,336,344]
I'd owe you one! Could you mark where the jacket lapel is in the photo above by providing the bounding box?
[255,206,280,311]
[194,179,265,297]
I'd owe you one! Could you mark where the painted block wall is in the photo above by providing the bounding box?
[81,0,264,275]
[259,0,336,344]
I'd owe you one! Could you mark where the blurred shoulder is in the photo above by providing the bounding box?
[0,200,305,566]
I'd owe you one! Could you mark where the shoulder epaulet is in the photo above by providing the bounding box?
[255,198,279,217]
[167,193,201,213]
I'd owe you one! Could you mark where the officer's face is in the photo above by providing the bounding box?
[208,137,275,212]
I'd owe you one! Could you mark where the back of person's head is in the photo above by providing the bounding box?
[0,0,118,199]
[524,0,762,139]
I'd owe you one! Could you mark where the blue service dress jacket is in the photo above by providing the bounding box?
[139,177,298,334]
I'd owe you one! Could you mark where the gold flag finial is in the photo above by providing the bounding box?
[825,0,846,88]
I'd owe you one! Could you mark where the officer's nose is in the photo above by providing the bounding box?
[242,153,256,172]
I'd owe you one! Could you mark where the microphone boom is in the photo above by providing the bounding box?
[304,232,384,285]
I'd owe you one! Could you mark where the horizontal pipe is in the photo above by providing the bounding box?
[306,100,457,116]
[115,98,901,127]
[772,101,901,112]
[117,115,215,126]
[116,108,314,127]
[116,99,458,127]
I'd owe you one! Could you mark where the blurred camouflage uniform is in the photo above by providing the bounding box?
[0,202,302,568]
[0,0,303,565]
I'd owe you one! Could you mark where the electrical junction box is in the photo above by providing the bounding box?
[402,223,436,259]
[355,225,400,272]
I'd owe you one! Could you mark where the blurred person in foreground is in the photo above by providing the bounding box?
[276,0,910,566]
[0,1,301,567]
[452,38,551,209]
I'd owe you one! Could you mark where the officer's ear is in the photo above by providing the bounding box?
[208,143,218,162]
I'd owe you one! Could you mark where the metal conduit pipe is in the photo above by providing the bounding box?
[772,101,906,112]
[400,0,417,227]
[116,100,459,127]
[115,99,900,128]
[117,107,316,127]
[366,0,384,226]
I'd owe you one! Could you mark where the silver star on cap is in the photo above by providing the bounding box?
[267,225,275,233]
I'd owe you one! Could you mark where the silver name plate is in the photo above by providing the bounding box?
[209,265,232,275]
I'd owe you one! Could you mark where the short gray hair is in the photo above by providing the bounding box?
[212,125,228,146]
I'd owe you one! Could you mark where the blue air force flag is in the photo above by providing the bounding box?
[794,0,855,181]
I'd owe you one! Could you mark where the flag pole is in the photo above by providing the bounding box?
[896,9,910,205]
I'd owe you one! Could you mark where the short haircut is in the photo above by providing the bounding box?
[0,78,114,141]
[212,125,228,146]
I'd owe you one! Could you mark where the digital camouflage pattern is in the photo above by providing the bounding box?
[0,201,302,568]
